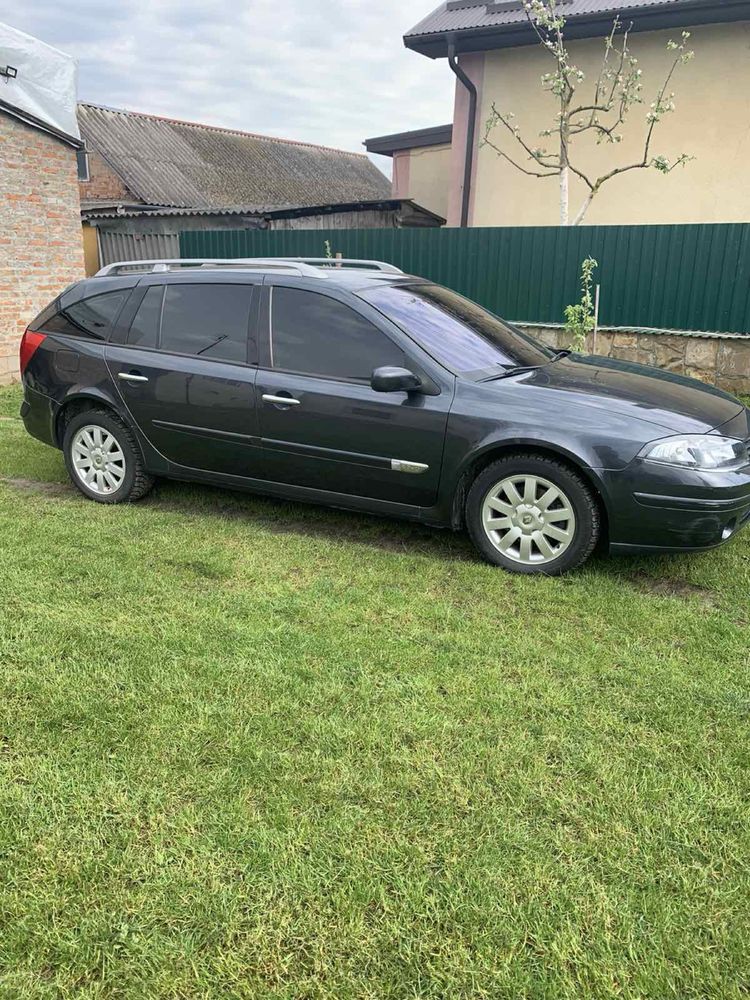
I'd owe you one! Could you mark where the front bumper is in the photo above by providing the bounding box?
[600,458,750,554]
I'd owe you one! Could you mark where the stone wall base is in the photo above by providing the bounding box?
[520,325,750,396]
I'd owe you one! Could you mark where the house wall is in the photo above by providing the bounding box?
[82,223,101,276]
[467,21,750,226]
[0,114,85,384]
[392,145,452,222]
[449,52,486,227]
[79,148,136,203]
[392,152,411,200]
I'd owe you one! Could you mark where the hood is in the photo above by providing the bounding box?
[506,354,745,435]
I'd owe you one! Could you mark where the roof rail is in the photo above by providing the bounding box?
[283,257,404,274]
[94,258,326,279]
[94,257,404,278]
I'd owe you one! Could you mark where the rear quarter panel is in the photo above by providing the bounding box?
[23,335,163,469]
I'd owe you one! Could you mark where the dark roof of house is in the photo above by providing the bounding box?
[364,124,453,157]
[405,0,750,57]
[77,102,391,210]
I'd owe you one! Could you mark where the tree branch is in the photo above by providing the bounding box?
[485,103,560,167]
[482,135,559,178]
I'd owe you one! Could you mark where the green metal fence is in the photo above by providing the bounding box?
[180,224,750,335]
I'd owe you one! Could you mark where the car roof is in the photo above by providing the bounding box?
[72,262,427,300]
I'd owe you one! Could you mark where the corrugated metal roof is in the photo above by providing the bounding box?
[77,103,391,211]
[404,0,750,44]
[79,198,444,223]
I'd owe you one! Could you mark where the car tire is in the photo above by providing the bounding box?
[465,454,600,575]
[63,408,155,504]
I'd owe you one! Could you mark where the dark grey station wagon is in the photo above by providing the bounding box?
[19,257,750,575]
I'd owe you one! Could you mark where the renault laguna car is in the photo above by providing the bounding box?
[18,257,750,575]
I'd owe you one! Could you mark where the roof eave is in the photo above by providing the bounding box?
[80,198,446,225]
[364,124,453,156]
[266,198,446,225]
[404,0,750,58]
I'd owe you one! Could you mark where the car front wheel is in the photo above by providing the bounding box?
[63,409,154,504]
[466,454,601,575]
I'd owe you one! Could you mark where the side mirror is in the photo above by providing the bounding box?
[371,366,423,393]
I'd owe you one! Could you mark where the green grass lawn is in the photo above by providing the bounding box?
[1,382,750,999]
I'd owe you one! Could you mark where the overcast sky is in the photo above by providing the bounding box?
[1,0,454,176]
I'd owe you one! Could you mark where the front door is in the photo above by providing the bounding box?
[106,275,262,478]
[256,283,451,507]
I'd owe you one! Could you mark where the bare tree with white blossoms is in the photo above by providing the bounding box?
[482,0,695,225]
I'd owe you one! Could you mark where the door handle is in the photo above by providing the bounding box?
[262,394,301,406]
[118,372,149,383]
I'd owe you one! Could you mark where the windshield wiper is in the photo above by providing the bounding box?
[479,350,573,382]
[481,365,543,382]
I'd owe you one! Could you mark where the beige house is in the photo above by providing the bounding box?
[367,0,750,227]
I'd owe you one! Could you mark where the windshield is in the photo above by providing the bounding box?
[362,283,554,378]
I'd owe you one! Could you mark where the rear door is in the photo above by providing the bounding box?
[255,281,453,507]
[106,273,263,477]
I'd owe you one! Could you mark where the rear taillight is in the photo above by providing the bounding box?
[19,330,46,375]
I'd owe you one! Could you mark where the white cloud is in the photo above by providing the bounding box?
[0,0,455,176]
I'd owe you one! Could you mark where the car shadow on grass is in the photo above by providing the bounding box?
[0,460,724,586]
[135,481,718,588]
[141,479,480,562]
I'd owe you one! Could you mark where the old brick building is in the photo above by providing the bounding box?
[0,24,84,385]
[0,113,85,384]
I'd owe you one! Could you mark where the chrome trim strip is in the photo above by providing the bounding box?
[391,459,429,475]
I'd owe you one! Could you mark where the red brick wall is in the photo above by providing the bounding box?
[79,149,135,203]
[0,113,85,384]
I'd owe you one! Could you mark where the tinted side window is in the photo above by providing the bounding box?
[127,285,163,348]
[40,290,129,340]
[159,284,253,363]
[364,284,552,375]
[271,288,404,381]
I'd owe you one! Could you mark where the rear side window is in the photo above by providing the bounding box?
[39,290,129,340]
[127,284,253,364]
[128,286,163,348]
[270,287,404,381]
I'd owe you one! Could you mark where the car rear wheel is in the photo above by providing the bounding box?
[466,454,600,575]
[63,409,154,504]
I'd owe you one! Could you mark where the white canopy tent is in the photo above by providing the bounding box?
[0,21,80,144]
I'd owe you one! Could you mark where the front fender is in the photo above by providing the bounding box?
[442,432,615,530]
[438,379,669,524]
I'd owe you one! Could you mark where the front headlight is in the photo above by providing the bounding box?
[643,435,748,471]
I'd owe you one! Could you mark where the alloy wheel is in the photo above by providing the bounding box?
[71,424,127,496]
[481,474,576,565]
